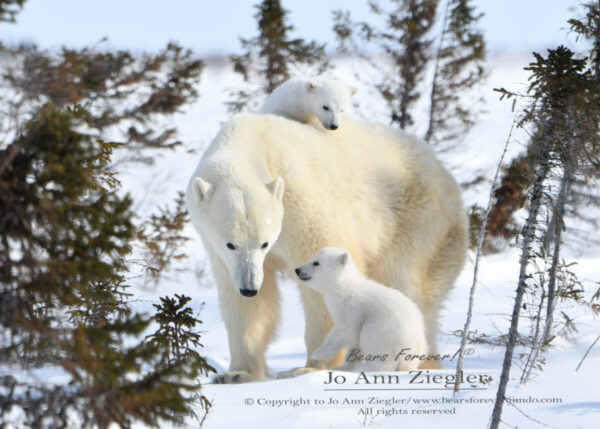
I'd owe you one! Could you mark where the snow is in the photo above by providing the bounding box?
[117,52,600,428]
[3,51,599,428]
[190,249,600,429]
[115,52,600,429]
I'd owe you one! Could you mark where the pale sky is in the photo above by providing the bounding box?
[0,0,581,54]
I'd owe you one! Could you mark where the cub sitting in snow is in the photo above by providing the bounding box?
[295,247,428,371]
[259,77,356,131]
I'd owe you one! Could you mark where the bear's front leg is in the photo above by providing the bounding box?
[211,255,280,383]
[277,286,345,379]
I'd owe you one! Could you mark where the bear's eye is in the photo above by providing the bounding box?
[261,242,269,249]
[322,105,329,111]
[226,242,237,250]
[313,261,319,266]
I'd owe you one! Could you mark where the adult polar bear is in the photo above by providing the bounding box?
[186,113,467,383]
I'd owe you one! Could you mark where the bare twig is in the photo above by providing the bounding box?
[542,160,571,344]
[425,0,450,143]
[575,334,600,372]
[520,287,546,383]
[505,399,552,428]
[453,119,515,395]
[521,159,572,384]
[489,140,552,429]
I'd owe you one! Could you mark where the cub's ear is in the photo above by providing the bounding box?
[266,176,285,202]
[193,177,214,202]
[339,253,348,266]
[307,81,317,92]
[350,86,358,96]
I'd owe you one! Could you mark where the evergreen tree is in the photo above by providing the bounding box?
[489,45,600,429]
[3,42,203,161]
[333,0,486,142]
[0,0,24,23]
[136,192,190,287]
[228,0,326,111]
[425,0,486,150]
[0,105,212,427]
[335,0,438,129]
[487,0,600,247]
[569,0,600,78]
[147,295,212,368]
[147,294,215,415]
[0,7,213,427]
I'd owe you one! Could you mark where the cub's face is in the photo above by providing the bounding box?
[306,80,356,131]
[294,247,349,291]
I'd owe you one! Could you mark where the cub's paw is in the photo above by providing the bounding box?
[276,367,319,379]
[211,371,254,384]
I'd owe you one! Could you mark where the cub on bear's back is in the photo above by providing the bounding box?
[259,77,356,131]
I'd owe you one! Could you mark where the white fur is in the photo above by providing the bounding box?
[186,113,467,383]
[259,77,356,130]
[296,247,427,372]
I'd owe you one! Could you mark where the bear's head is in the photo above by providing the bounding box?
[306,79,356,131]
[294,247,354,291]
[190,175,285,297]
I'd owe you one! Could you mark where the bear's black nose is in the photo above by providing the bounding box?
[330,124,339,130]
[239,289,258,297]
[294,268,301,276]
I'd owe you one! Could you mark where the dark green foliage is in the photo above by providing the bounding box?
[333,0,486,150]
[0,0,24,23]
[501,44,600,325]
[568,1,600,78]
[467,204,484,250]
[489,1,600,245]
[385,0,438,129]
[0,104,210,427]
[148,295,214,369]
[3,42,203,158]
[137,192,190,287]
[0,104,133,352]
[489,45,600,428]
[426,0,486,149]
[228,0,326,111]
[488,45,600,247]
[502,44,600,260]
[1,11,211,426]
[335,0,438,129]
[146,294,215,415]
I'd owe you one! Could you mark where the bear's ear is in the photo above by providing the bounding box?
[339,253,348,266]
[194,177,214,202]
[307,81,317,92]
[266,176,285,202]
[350,86,358,96]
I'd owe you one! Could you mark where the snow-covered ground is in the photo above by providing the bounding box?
[120,52,600,429]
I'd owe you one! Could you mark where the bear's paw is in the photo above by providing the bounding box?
[276,366,320,379]
[211,370,256,384]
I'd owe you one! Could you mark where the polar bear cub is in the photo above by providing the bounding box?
[259,77,356,131]
[295,247,428,371]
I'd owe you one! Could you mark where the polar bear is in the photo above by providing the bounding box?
[186,113,467,383]
[259,77,356,130]
[296,247,427,371]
